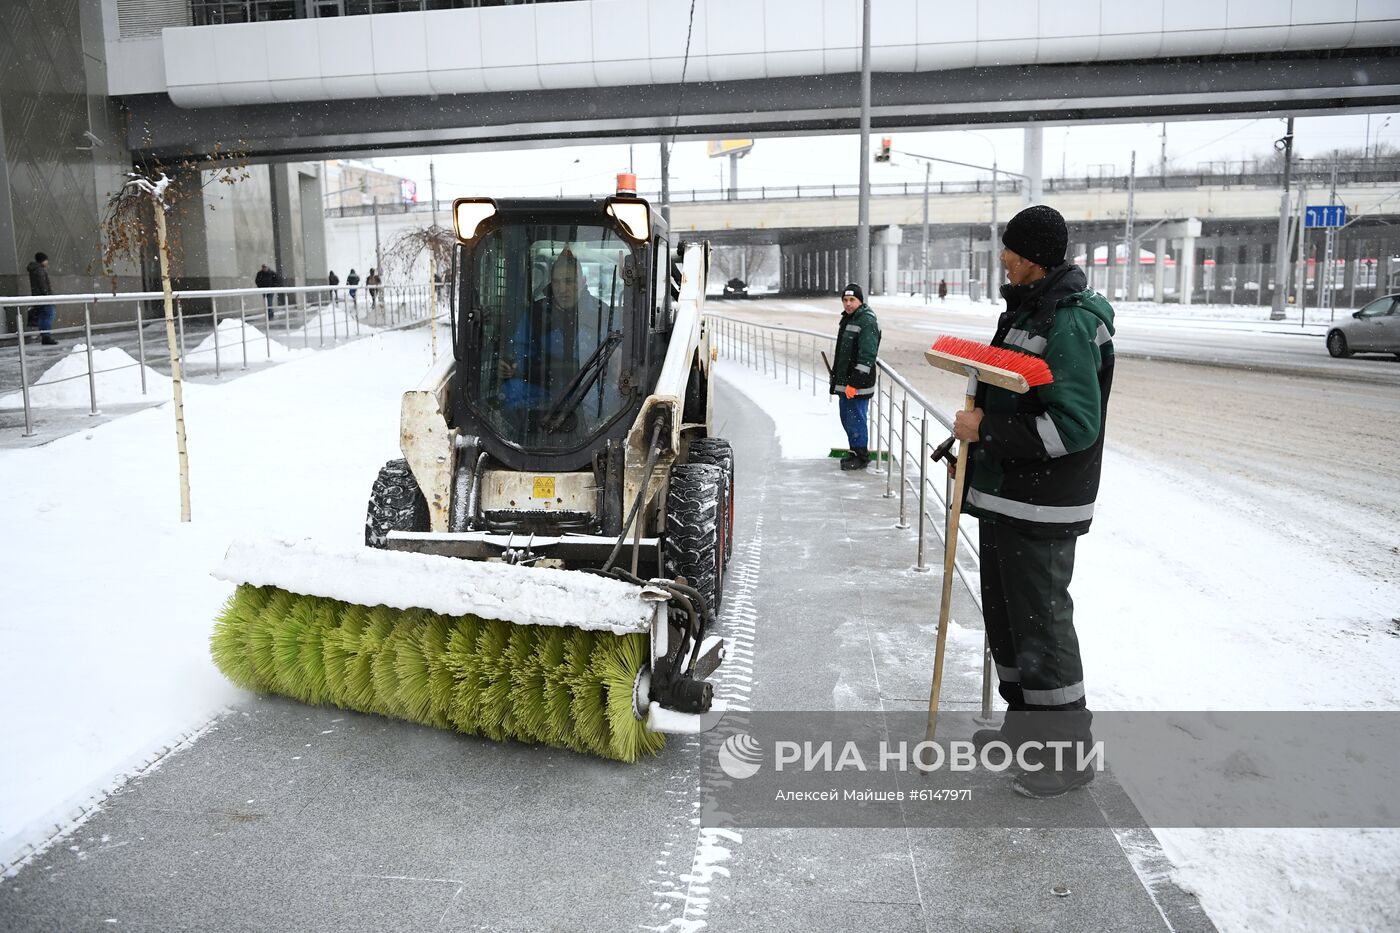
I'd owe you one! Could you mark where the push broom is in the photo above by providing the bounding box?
[922,336,1053,743]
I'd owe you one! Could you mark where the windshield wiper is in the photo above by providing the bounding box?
[543,330,624,434]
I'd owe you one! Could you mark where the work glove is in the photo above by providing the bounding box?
[844,385,857,400]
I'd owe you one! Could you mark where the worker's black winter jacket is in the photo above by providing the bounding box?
[830,304,880,397]
[964,264,1115,538]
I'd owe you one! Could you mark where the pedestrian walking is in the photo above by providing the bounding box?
[255,263,276,319]
[346,268,360,305]
[952,204,1116,798]
[26,252,58,345]
[365,268,382,310]
[829,283,881,471]
[328,270,340,306]
[938,278,948,301]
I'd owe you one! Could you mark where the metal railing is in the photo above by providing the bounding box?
[1,283,439,439]
[705,313,994,719]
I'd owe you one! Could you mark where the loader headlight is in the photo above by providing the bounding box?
[453,198,497,241]
[606,197,650,243]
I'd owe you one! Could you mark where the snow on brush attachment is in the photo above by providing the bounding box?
[211,539,726,763]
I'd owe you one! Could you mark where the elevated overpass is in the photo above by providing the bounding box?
[327,168,1400,305]
[105,0,1400,161]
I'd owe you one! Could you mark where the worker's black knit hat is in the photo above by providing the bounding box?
[1002,205,1068,269]
[841,283,864,302]
[34,252,47,263]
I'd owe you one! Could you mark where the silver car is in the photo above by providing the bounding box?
[1326,294,1400,358]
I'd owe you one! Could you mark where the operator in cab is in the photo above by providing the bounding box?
[497,248,621,437]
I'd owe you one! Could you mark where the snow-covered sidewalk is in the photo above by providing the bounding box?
[0,328,437,872]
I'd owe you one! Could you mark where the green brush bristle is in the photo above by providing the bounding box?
[210,585,271,690]
[393,610,437,724]
[420,616,455,727]
[209,584,668,763]
[594,634,666,762]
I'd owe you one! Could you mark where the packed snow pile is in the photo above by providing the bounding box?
[183,319,297,365]
[215,536,653,634]
[0,345,171,409]
[288,307,380,343]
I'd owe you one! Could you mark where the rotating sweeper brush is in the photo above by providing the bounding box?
[210,187,735,761]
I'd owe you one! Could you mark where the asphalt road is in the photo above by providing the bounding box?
[715,297,1400,589]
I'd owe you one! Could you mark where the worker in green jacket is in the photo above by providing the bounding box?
[951,205,1115,799]
[830,283,882,470]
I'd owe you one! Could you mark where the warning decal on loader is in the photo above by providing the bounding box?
[533,477,556,499]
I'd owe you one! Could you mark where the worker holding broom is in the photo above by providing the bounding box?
[950,205,1116,798]
[831,283,882,470]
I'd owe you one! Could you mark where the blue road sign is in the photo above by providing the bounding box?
[1304,205,1347,228]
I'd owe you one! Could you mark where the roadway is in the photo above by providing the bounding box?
[713,296,1400,589]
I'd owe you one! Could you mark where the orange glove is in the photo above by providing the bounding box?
[844,385,857,400]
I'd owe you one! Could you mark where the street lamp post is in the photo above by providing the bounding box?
[922,161,931,303]
[885,146,1027,304]
[962,131,1000,303]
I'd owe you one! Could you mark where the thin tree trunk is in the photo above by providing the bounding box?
[429,253,438,361]
[154,200,192,522]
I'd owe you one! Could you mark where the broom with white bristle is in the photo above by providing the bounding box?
[922,335,1054,743]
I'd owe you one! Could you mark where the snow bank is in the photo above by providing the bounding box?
[184,318,297,364]
[713,361,846,458]
[215,536,652,634]
[0,345,171,409]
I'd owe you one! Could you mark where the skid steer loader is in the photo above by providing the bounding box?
[210,183,734,761]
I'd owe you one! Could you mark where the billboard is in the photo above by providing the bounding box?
[707,139,755,159]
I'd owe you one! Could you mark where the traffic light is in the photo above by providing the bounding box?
[875,137,892,162]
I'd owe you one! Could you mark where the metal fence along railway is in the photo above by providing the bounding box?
[0,284,440,439]
[705,313,996,719]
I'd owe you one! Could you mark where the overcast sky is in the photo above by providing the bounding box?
[371,111,1400,203]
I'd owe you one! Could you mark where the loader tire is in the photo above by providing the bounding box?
[688,438,735,562]
[365,458,430,548]
[664,463,726,617]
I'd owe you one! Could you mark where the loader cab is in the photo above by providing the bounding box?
[452,197,672,473]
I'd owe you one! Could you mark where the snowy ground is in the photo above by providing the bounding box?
[715,358,1400,933]
[3,319,1397,930]
[0,329,435,872]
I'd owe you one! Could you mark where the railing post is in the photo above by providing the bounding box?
[883,386,895,497]
[318,291,325,347]
[83,302,98,416]
[238,296,249,370]
[868,373,880,472]
[136,301,148,395]
[16,312,34,437]
[331,288,339,343]
[212,295,221,378]
[896,396,909,526]
[915,414,929,572]
[981,636,994,722]
[784,331,790,384]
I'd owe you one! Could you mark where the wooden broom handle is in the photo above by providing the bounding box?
[925,391,975,744]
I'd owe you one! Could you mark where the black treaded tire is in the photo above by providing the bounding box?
[663,462,726,617]
[1326,331,1350,358]
[365,458,430,548]
[688,437,735,562]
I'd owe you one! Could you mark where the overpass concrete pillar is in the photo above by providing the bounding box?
[1022,126,1044,205]
[878,225,902,296]
[1180,234,1197,305]
[1154,237,1167,303]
